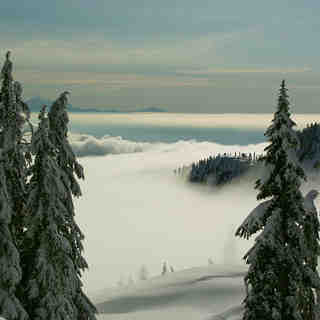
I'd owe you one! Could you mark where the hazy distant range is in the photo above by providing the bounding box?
[26,97,167,113]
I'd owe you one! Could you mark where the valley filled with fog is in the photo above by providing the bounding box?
[73,137,270,294]
[59,112,320,319]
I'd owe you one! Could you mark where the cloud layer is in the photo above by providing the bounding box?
[69,132,267,158]
[66,112,320,158]
[75,139,269,294]
[76,137,320,296]
[70,133,153,156]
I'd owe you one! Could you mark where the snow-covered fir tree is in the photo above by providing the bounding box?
[161,261,168,276]
[138,265,149,281]
[20,106,83,319]
[48,93,97,320]
[300,190,320,316]
[236,80,320,320]
[0,52,30,247]
[0,52,29,320]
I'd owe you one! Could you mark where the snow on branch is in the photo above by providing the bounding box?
[236,189,319,240]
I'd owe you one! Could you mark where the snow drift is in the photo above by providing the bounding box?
[95,264,247,320]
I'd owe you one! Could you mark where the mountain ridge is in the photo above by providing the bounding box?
[26,97,167,113]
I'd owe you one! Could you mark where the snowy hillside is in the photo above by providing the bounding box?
[94,264,247,320]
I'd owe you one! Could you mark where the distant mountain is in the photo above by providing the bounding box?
[26,97,167,113]
[134,107,167,113]
[26,97,54,112]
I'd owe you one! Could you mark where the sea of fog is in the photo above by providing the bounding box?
[49,112,320,298]
[67,112,320,145]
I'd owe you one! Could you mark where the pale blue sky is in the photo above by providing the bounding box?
[1,0,320,112]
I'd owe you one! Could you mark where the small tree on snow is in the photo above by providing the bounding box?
[127,275,135,287]
[117,276,125,288]
[138,265,149,281]
[161,261,168,276]
[236,81,320,320]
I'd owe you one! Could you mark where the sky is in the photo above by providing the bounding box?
[1,0,320,113]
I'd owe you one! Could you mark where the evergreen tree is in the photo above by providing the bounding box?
[48,93,97,320]
[127,275,135,287]
[138,265,149,281]
[0,52,28,320]
[236,80,320,320]
[161,261,168,276]
[301,190,320,316]
[0,51,30,247]
[21,105,91,319]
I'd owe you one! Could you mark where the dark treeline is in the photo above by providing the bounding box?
[297,122,320,165]
[189,153,261,185]
[176,122,320,187]
[175,152,263,186]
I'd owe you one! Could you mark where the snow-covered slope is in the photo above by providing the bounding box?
[95,264,247,320]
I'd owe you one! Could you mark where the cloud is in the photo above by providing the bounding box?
[70,133,153,157]
[0,1,259,39]
[60,116,320,295]
[2,1,320,113]
[69,113,317,130]
[76,136,320,295]
[69,132,267,158]
[2,1,320,74]
[180,67,312,75]
[75,139,269,294]
[15,70,211,89]
[5,31,236,71]
[66,112,320,158]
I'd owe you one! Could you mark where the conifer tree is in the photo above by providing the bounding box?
[48,93,97,320]
[0,52,28,319]
[236,81,320,320]
[21,106,81,319]
[138,265,149,281]
[0,51,30,246]
[300,190,320,316]
[161,261,168,276]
